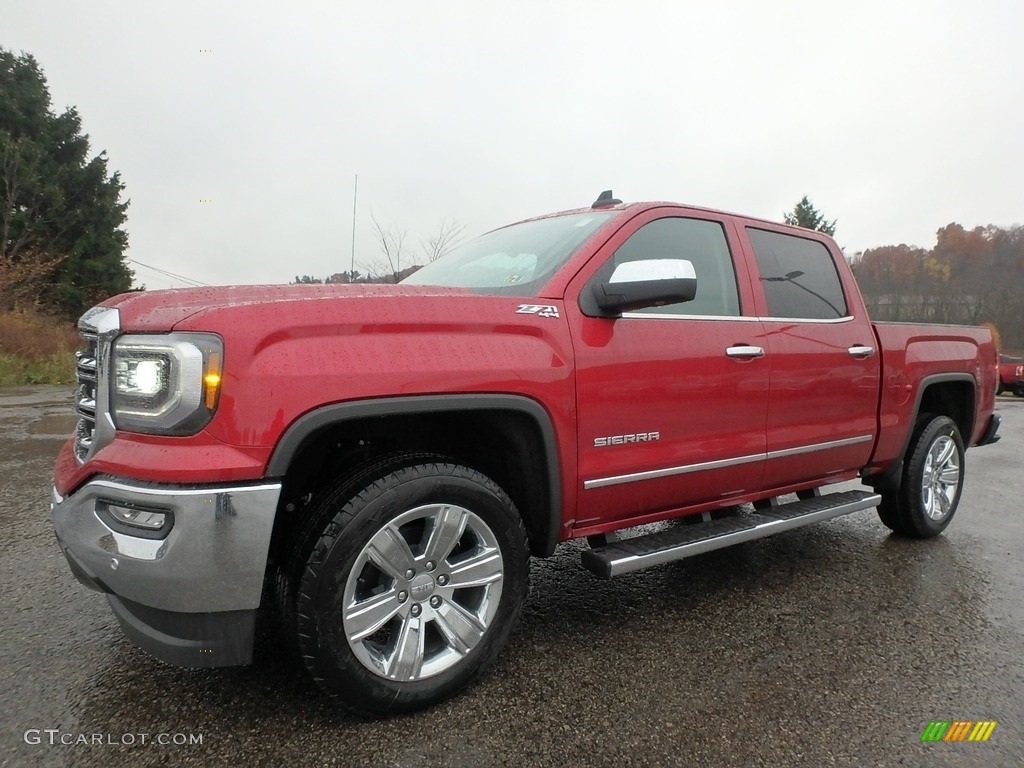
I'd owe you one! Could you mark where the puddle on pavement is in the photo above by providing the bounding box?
[0,386,75,408]
[2,438,66,463]
[28,414,77,436]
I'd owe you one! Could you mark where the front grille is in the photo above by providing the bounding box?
[74,332,99,461]
[73,306,119,463]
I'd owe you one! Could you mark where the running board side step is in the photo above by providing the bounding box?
[581,490,881,579]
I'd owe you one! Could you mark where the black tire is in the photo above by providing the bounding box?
[1014,387,1024,397]
[877,414,965,538]
[288,460,529,715]
[272,451,440,644]
[875,494,904,531]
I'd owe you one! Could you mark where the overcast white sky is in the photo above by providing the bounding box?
[4,0,1022,289]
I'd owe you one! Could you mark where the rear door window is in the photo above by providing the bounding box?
[747,228,848,319]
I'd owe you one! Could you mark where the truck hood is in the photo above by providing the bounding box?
[101,283,471,331]
[100,283,574,453]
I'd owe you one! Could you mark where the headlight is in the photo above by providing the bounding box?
[111,333,223,434]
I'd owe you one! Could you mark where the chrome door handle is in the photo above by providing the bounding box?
[848,345,875,359]
[726,345,765,359]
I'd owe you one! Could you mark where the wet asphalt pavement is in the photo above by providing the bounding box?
[1,386,1022,767]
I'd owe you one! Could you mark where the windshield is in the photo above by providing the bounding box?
[402,212,613,296]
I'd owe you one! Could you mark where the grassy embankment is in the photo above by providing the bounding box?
[0,311,78,386]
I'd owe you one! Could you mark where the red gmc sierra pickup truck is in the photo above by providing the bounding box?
[51,192,1001,715]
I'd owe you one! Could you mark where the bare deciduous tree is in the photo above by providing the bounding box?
[312,216,468,286]
[421,219,467,263]
[361,214,410,283]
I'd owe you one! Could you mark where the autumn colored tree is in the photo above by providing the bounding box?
[852,223,1024,350]
[983,322,1002,351]
[853,244,927,321]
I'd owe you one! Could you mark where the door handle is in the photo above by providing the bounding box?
[848,345,875,359]
[726,345,765,360]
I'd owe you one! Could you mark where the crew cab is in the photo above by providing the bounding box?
[51,193,1001,715]
[999,354,1024,396]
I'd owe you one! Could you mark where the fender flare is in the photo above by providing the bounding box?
[266,394,563,556]
[898,373,977,458]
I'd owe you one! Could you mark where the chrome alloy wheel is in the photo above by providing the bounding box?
[921,434,961,521]
[342,503,504,681]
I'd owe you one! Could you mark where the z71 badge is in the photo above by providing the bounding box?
[516,304,560,318]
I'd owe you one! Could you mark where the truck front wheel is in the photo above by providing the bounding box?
[289,461,529,715]
[877,414,965,538]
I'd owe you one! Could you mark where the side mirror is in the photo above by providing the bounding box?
[591,259,697,315]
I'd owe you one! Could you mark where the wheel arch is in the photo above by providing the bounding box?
[866,373,976,493]
[911,374,976,450]
[266,394,562,558]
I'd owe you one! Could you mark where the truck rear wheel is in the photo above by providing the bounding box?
[877,414,964,538]
[288,460,529,715]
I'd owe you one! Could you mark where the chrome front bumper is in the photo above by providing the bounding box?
[51,478,282,667]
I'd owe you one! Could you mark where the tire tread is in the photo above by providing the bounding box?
[286,457,528,715]
[876,413,964,538]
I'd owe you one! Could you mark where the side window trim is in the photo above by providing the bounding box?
[755,314,854,324]
[620,312,762,322]
[619,312,853,323]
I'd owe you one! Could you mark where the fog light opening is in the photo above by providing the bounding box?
[97,499,173,539]
[108,503,166,530]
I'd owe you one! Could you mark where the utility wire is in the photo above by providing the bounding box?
[130,259,208,286]
[128,258,210,287]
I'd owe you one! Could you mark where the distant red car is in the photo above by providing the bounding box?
[999,354,1024,396]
